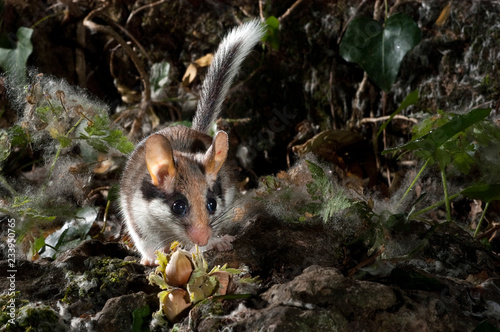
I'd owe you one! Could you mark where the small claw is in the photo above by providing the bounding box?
[207,234,235,252]
[140,256,159,266]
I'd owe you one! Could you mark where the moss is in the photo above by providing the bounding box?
[62,257,136,305]
[1,302,65,332]
[0,292,30,329]
[17,304,61,331]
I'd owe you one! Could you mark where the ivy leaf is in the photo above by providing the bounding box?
[383,108,492,157]
[461,184,500,203]
[40,206,97,259]
[339,13,421,91]
[0,27,33,84]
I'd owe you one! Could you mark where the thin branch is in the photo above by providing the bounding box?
[359,114,418,124]
[107,18,153,65]
[83,3,151,137]
[348,245,386,277]
[278,0,305,22]
[349,73,369,128]
[126,0,168,26]
[328,58,337,130]
[259,0,265,21]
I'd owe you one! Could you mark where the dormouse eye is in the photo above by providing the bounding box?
[171,199,188,215]
[206,198,217,214]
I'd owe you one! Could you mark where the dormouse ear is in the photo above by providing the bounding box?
[204,131,229,179]
[145,134,176,186]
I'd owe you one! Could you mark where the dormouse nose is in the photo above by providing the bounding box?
[187,225,212,246]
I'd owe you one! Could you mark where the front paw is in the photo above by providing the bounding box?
[205,235,235,252]
[140,256,158,266]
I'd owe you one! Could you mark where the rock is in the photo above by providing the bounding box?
[71,291,158,332]
[55,239,135,272]
[0,260,66,302]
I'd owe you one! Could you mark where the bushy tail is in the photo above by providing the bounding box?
[192,19,266,133]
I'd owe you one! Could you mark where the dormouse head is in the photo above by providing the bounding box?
[144,131,229,247]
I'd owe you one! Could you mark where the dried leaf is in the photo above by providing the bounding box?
[435,2,451,26]
[194,53,213,67]
[182,63,198,86]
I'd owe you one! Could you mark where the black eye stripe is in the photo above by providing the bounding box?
[140,177,163,202]
[210,177,223,199]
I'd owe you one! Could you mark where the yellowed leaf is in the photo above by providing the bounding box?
[194,53,213,67]
[435,2,451,26]
[182,63,198,86]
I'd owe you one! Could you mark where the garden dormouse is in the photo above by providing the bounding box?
[120,20,265,265]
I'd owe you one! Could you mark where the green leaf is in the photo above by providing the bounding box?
[305,160,352,222]
[339,13,421,91]
[383,108,492,156]
[150,61,170,96]
[31,235,46,257]
[107,184,120,202]
[378,89,418,136]
[85,137,110,153]
[41,206,97,259]
[8,125,29,147]
[81,115,134,154]
[57,134,72,148]
[103,130,134,154]
[461,184,500,203]
[131,305,150,332]
[0,27,33,84]
[264,16,280,51]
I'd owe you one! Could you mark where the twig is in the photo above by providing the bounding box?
[359,114,418,124]
[329,58,337,130]
[373,0,384,21]
[126,0,168,26]
[348,245,386,277]
[108,18,153,65]
[349,73,369,128]
[259,0,265,21]
[476,222,500,240]
[83,3,151,137]
[278,0,305,22]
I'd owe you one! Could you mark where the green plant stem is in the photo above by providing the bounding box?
[411,192,461,219]
[399,158,430,205]
[31,14,57,29]
[473,201,490,238]
[41,144,63,193]
[99,200,111,235]
[0,174,17,197]
[67,116,84,137]
[384,0,388,21]
[441,166,452,221]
